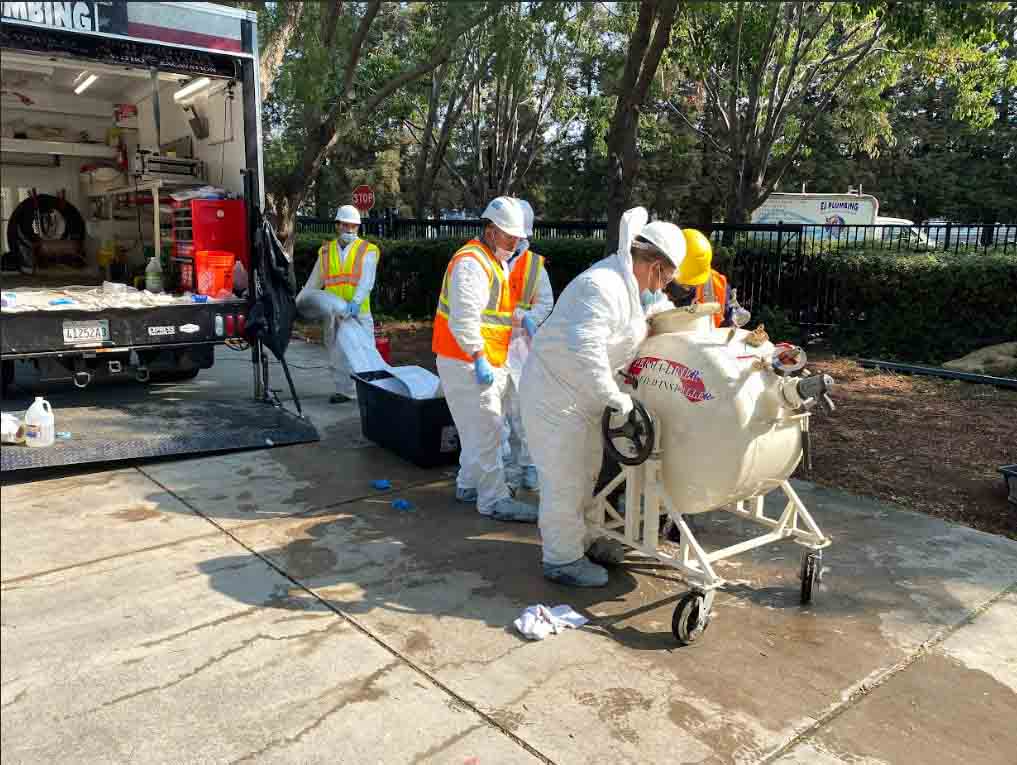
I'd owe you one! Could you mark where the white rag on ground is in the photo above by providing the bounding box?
[513,604,589,641]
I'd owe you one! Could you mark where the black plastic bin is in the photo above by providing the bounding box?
[353,370,460,468]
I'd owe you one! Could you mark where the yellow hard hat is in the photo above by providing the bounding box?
[676,228,713,286]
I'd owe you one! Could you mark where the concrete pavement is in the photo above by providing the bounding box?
[3,345,1015,764]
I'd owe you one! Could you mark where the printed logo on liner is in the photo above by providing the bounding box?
[179,324,200,334]
[627,356,714,403]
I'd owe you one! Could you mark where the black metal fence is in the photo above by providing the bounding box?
[299,215,1014,252]
[296,216,1014,327]
[697,222,1016,328]
[297,215,608,240]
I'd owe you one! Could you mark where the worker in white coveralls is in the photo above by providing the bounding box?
[503,199,554,492]
[431,197,539,523]
[520,208,686,587]
[295,204,380,403]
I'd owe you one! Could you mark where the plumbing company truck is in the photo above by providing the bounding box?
[751,191,931,246]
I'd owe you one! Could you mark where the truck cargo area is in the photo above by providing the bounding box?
[1,4,317,470]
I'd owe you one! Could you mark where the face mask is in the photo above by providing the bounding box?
[494,246,513,262]
[640,289,663,308]
[339,231,357,246]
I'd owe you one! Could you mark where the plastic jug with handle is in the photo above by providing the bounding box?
[24,397,55,447]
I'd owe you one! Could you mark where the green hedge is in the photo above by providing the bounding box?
[292,234,613,318]
[817,249,1017,363]
[294,233,1017,363]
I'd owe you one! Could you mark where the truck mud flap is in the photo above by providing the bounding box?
[1,390,318,473]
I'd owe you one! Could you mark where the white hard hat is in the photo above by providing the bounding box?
[639,220,686,269]
[516,199,535,237]
[335,205,361,225]
[481,196,527,239]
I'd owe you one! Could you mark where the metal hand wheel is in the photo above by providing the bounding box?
[602,399,655,466]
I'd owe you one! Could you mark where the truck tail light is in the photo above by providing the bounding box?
[214,314,224,336]
[236,314,246,336]
[225,314,235,337]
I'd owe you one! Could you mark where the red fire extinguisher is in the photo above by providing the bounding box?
[374,331,391,364]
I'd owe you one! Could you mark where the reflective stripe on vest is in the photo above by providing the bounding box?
[320,238,377,312]
[432,240,515,366]
[509,249,544,311]
[696,270,728,328]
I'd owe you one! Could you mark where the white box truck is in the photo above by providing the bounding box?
[0,2,316,472]
[751,191,932,247]
[1,1,266,395]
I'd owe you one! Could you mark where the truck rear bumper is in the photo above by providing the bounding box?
[1,301,248,359]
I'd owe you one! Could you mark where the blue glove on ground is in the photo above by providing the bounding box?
[474,356,495,385]
[522,315,538,338]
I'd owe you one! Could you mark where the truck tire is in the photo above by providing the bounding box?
[7,194,87,270]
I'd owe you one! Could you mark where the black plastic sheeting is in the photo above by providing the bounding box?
[1,387,317,472]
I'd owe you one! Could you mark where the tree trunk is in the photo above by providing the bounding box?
[258,2,306,103]
[605,0,679,254]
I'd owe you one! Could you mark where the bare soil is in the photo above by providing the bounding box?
[297,319,1016,540]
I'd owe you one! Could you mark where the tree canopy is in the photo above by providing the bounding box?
[247,0,1015,235]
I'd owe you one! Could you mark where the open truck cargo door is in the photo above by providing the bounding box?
[1,1,318,472]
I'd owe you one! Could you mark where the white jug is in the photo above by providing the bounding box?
[24,397,55,448]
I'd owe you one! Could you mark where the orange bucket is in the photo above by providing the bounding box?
[194,250,236,296]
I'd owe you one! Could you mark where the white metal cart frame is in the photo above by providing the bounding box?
[591,411,832,645]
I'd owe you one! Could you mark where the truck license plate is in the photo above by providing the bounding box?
[62,320,111,346]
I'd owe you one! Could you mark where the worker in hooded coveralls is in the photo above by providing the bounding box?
[432,196,539,523]
[297,204,380,403]
[502,198,554,493]
[519,208,686,587]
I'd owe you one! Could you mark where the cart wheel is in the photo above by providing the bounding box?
[672,591,711,646]
[800,550,821,605]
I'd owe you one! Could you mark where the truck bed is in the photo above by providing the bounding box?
[2,285,246,358]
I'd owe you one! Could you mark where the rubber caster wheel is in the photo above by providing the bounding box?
[672,591,711,646]
[800,550,821,605]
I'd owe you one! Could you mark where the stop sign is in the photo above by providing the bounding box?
[352,185,375,213]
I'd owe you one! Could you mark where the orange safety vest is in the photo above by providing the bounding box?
[695,269,728,328]
[508,248,545,311]
[319,237,380,313]
[432,239,515,366]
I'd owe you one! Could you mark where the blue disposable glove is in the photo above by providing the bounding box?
[474,356,495,386]
[347,302,360,318]
[522,315,538,339]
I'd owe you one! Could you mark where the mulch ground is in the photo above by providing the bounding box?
[295,319,1016,540]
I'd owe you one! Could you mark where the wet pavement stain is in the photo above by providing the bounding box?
[227,661,399,764]
[404,629,434,655]
[111,504,161,523]
[281,539,339,580]
[576,687,653,744]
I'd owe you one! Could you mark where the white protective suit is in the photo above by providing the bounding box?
[503,247,555,485]
[437,254,514,515]
[519,208,655,566]
[295,238,379,398]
